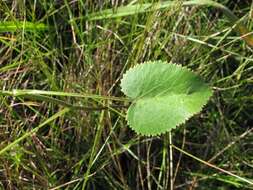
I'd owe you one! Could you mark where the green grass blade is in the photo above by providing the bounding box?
[87,1,174,21]
[87,0,236,21]
[87,0,253,47]
[0,21,47,32]
[172,145,253,186]
[0,108,70,156]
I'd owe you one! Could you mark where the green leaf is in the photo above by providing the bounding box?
[120,61,212,136]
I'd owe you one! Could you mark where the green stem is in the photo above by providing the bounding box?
[0,89,130,102]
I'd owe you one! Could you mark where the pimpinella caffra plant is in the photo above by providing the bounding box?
[120,61,212,136]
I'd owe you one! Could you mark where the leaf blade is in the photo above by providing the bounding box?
[121,61,212,136]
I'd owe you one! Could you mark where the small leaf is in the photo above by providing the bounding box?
[120,61,212,136]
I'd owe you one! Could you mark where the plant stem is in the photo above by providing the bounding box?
[169,131,173,190]
[0,89,130,102]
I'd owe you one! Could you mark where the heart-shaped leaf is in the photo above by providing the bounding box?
[120,61,212,136]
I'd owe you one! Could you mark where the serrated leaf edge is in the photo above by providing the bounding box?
[121,61,213,136]
[126,92,212,136]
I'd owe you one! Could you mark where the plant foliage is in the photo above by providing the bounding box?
[120,61,212,135]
